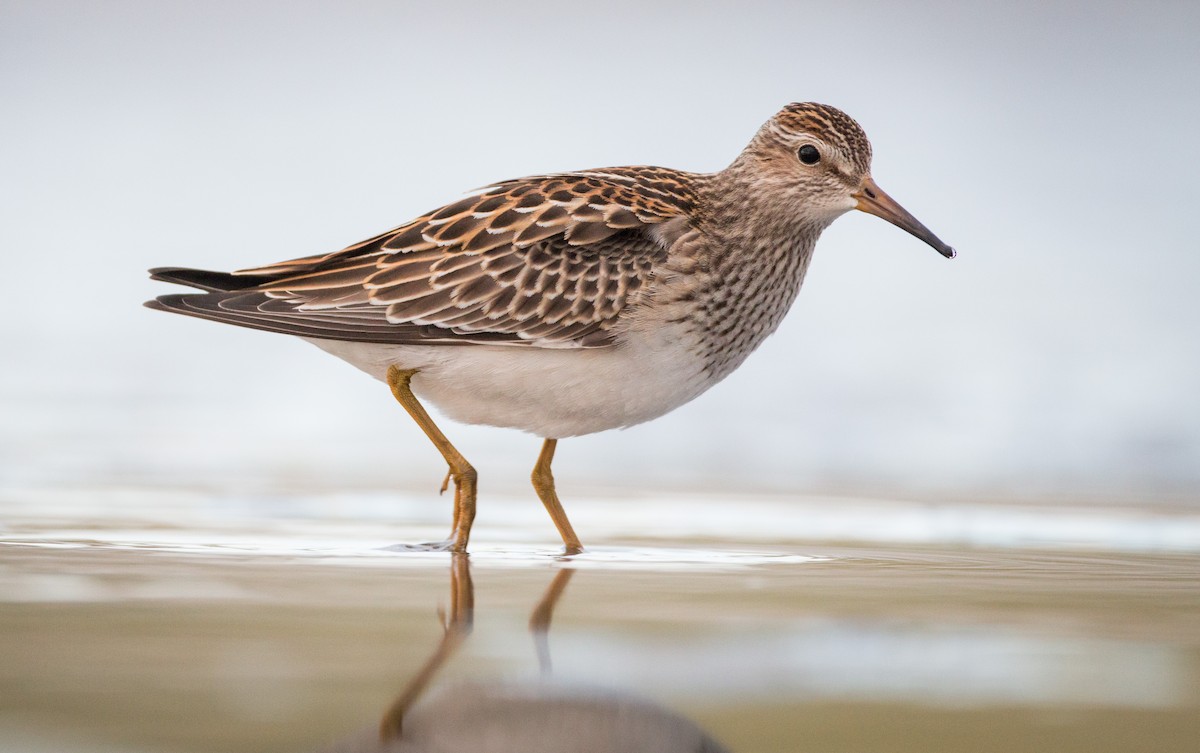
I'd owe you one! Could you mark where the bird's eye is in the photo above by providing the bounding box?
[797,144,820,165]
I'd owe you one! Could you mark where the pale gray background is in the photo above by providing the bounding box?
[3,0,1197,500]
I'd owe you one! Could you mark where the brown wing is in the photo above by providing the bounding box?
[155,167,699,348]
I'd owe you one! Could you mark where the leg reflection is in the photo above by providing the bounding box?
[529,568,576,676]
[350,558,728,753]
[378,553,474,740]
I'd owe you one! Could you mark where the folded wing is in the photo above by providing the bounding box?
[148,167,698,348]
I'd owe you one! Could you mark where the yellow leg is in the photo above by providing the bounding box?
[531,439,583,555]
[439,469,463,536]
[387,365,476,553]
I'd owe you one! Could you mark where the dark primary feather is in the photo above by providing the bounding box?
[148,267,269,292]
[147,168,700,348]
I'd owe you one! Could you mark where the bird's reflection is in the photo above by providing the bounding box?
[323,554,730,752]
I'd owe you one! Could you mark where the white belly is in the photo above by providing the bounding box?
[303,326,712,438]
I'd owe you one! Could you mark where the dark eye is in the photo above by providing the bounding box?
[797,144,820,165]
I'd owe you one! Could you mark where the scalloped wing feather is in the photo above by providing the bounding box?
[214,168,700,348]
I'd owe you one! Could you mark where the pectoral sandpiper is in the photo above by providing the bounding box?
[147,102,954,554]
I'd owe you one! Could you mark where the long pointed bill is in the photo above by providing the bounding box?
[853,176,955,259]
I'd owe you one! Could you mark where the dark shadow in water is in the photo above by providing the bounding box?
[322,554,730,752]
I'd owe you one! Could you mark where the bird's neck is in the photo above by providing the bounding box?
[695,165,828,283]
[701,160,836,247]
[673,170,828,380]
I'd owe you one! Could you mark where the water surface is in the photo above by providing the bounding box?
[2,488,1198,752]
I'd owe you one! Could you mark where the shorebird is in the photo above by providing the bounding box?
[147,102,954,554]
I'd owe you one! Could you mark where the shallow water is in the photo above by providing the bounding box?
[2,488,1198,752]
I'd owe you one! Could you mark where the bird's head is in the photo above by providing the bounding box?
[740,102,955,258]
